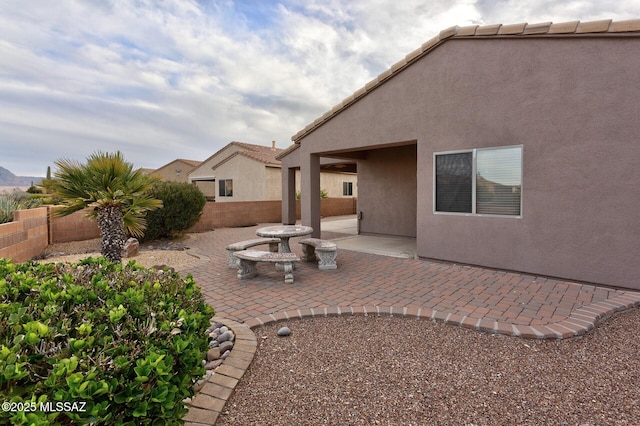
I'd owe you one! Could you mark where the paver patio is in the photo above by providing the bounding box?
[181,222,640,340]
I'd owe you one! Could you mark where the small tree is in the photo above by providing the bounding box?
[44,151,162,262]
[143,180,206,240]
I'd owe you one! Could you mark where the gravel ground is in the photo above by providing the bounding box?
[38,237,203,269]
[217,311,640,426]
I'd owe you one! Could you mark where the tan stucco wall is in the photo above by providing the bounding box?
[189,145,244,180]
[265,166,282,200]
[293,170,358,198]
[215,155,267,202]
[151,160,198,183]
[321,172,358,198]
[282,36,640,289]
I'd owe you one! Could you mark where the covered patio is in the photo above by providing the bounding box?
[278,19,640,290]
[321,215,417,259]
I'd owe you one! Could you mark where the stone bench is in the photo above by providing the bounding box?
[298,238,337,270]
[225,238,280,268]
[233,250,301,284]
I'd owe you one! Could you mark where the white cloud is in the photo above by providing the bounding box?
[0,0,638,175]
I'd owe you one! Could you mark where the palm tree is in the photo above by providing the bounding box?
[45,151,162,262]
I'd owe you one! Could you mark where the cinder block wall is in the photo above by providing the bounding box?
[0,207,49,262]
[320,197,357,217]
[49,208,100,243]
[190,198,357,233]
[0,200,358,262]
[188,200,283,232]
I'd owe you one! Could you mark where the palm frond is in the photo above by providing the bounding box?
[47,150,162,237]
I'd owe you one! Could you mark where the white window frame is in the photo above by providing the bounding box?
[433,145,523,218]
[343,181,353,196]
[218,179,233,197]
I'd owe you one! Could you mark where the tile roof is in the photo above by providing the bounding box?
[231,142,284,166]
[208,141,284,169]
[291,18,640,143]
[151,158,202,173]
[177,159,203,168]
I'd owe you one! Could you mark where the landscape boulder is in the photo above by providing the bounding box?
[122,238,139,258]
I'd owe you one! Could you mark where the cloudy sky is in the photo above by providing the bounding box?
[1,0,638,176]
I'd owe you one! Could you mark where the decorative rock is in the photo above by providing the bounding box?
[193,370,213,391]
[218,340,234,353]
[207,348,221,361]
[204,359,223,370]
[151,264,175,273]
[277,326,291,337]
[217,331,233,343]
[193,379,206,392]
[202,322,236,377]
[121,238,139,258]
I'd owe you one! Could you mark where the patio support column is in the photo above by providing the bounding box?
[282,167,297,225]
[301,154,321,237]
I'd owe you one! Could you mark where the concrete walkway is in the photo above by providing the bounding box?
[181,216,640,425]
[182,216,640,339]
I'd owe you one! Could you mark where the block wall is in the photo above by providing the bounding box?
[0,207,49,262]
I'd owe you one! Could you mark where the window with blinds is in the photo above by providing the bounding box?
[434,146,522,216]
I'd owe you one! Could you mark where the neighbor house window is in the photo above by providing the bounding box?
[218,179,233,197]
[343,181,353,196]
[434,145,522,216]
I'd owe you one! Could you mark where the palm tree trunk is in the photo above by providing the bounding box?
[96,205,126,262]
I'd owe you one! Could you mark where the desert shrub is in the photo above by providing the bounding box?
[0,195,42,224]
[143,181,206,241]
[0,257,215,425]
[26,184,43,194]
[295,189,328,200]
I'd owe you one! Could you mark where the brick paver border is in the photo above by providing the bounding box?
[184,318,256,426]
[184,291,640,425]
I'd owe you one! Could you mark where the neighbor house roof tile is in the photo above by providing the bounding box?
[197,141,283,172]
[177,159,202,168]
[290,18,640,143]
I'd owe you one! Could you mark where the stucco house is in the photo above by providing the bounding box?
[189,141,357,202]
[150,159,202,183]
[279,19,640,290]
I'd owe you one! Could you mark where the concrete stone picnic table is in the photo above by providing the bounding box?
[255,225,314,253]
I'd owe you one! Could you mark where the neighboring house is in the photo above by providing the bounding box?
[151,159,202,183]
[189,141,357,201]
[279,19,640,290]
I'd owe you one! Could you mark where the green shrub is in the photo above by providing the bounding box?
[0,257,215,425]
[26,184,43,194]
[295,189,328,200]
[143,182,206,241]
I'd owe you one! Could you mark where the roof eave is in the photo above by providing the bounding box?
[290,18,640,143]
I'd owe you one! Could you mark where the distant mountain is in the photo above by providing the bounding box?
[0,166,43,186]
